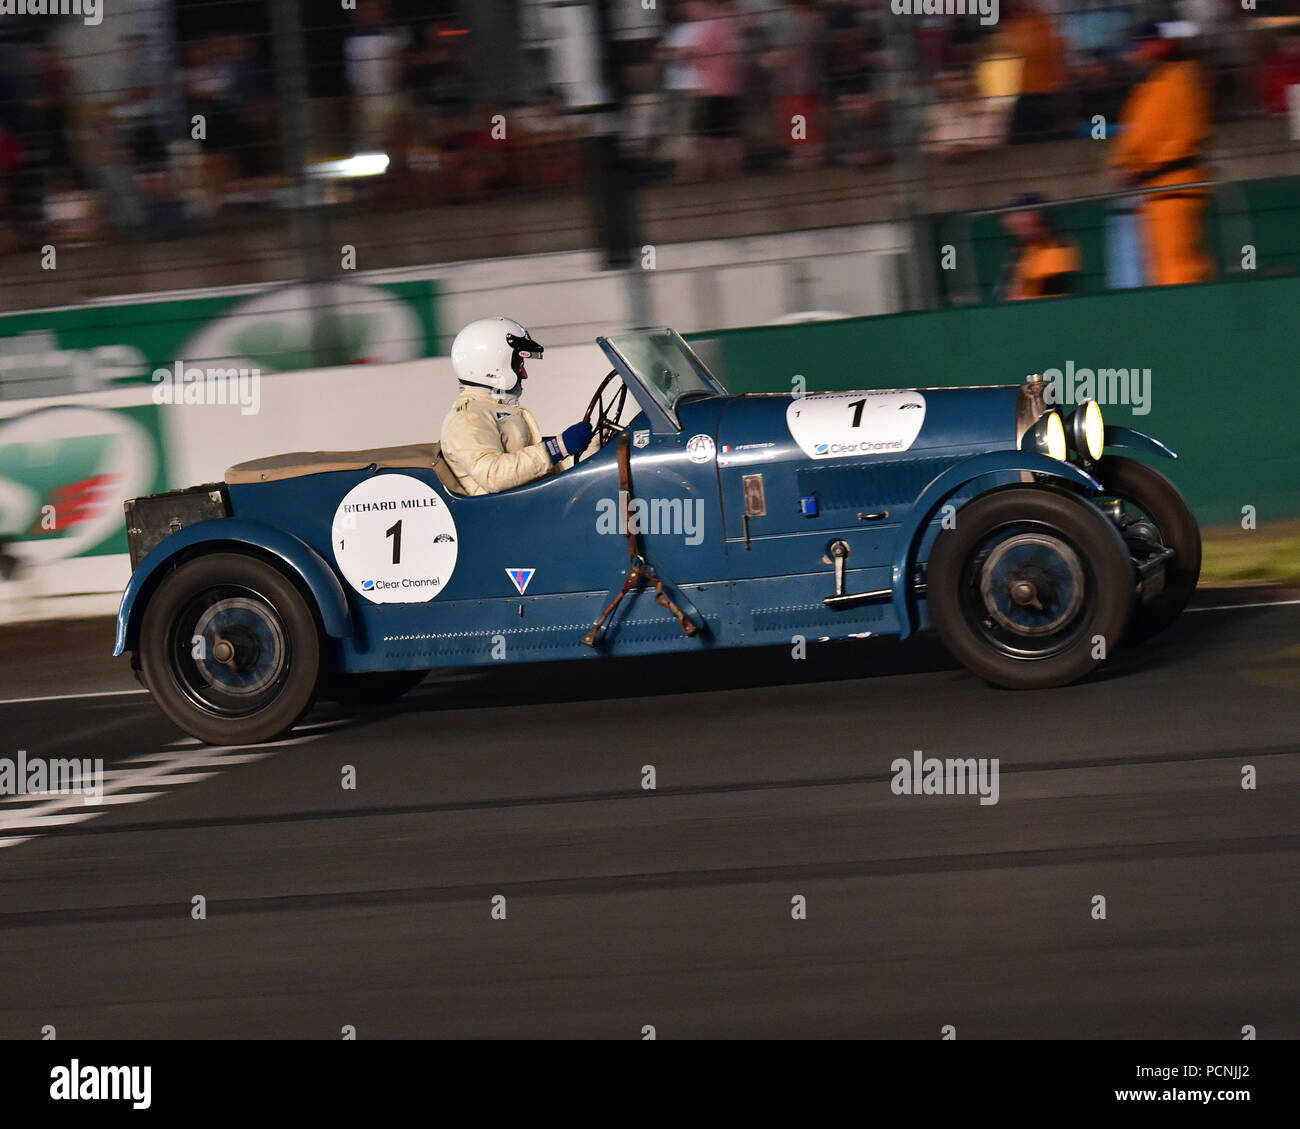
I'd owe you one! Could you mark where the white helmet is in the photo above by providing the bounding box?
[450,316,544,401]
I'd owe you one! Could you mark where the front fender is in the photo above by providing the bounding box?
[891,451,1102,640]
[114,517,352,656]
[1104,424,1178,460]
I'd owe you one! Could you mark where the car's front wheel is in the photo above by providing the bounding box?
[138,552,322,745]
[926,487,1135,689]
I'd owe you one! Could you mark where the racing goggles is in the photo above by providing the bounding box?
[506,332,544,377]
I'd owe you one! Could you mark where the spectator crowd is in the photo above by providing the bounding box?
[1,0,1299,269]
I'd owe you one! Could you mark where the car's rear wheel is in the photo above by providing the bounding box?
[927,487,1134,689]
[138,552,321,745]
[1092,455,1201,643]
[319,669,429,706]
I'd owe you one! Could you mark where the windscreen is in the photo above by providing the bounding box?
[602,330,728,422]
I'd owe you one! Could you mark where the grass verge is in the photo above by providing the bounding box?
[1201,520,1300,587]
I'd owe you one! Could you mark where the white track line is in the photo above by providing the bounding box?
[1188,598,1300,613]
[0,688,147,706]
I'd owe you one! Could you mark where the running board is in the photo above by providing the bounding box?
[823,540,926,611]
[825,583,926,611]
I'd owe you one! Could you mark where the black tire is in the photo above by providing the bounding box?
[927,487,1135,689]
[319,668,428,706]
[138,552,322,745]
[1093,455,1201,643]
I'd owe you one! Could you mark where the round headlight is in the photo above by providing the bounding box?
[1068,399,1105,461]
[1022,410,1068,462]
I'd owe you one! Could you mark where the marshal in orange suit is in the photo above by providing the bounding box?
[1110,27,1214,286]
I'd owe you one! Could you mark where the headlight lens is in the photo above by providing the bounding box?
[1022,410,1068,461]
[1068,399,1105,461]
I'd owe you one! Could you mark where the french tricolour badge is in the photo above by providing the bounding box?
[506,567,536,595]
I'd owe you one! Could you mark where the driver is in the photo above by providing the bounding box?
[440,316,594,495]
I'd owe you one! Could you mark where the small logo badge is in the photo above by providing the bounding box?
[506,567,536,595]
[686,434,716,463]
[633,429,650,449]
[433,533,454,543]
[815,443,830,455]
[362,580,375,591]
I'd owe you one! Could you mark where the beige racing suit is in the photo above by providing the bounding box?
[440,386,557,495]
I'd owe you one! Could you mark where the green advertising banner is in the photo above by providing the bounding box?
[0,277,440,566]
[0,401,169,562]
[0,279,440,401]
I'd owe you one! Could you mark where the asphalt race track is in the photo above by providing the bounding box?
[0,600,1297,1039]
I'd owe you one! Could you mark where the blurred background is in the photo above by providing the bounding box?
[1,0,1298,622]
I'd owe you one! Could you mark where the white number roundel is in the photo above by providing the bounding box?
[331,474,458,604]
[786,391,927,460]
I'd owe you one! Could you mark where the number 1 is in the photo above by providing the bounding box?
[386,520,402,565]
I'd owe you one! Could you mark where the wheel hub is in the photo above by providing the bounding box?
[1009,579,1042,610]
[191,597,287,698]
[980,533,1085,637]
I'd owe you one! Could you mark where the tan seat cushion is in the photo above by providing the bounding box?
[227,442,465,494]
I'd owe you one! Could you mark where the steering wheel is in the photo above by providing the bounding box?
[583,369,630,451]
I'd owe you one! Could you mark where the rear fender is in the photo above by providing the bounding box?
[114,518,351,656]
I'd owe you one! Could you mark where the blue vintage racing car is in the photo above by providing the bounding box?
[116,328,1199,744]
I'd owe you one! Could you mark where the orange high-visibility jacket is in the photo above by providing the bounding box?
[1008,237,1082,300]
[1111,60,1211,189]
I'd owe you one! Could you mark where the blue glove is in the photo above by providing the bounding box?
[545,421,594,463]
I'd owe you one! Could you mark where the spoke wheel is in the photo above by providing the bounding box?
[139,553,321,744]
[972,531,1088,656]
[175,592,291,714]
[927,488,1134,689]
